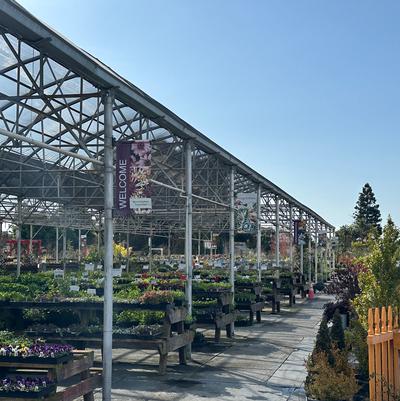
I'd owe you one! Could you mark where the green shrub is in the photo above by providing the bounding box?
[315,317,331,356]
[305,348,359,401]
[345,318,368,378]
[331,309,345,350]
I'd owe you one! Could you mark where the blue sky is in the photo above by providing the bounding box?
[18,0,400,228]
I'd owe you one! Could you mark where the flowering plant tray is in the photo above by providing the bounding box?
[0,353,72,364]
[0,384,56,398]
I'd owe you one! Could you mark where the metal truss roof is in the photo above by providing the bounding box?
[0,0,334,236]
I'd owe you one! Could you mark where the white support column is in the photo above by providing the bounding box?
[289,205,293,271]
[275,196,280,268]
[256,184,262,282]
[97,227,101,255]
[148,234,152,271]
[332,228,336,272]
[210,231,213,258]
[126,220,130,272]
[167,229,171,258]
[16,197,22,277]
[314,223,318,283]
[78,228,81,263]
[198,230,201,257]
[102,90,114,401]
[229,166,235,335]
[62,227,67,270]
[300,241,304,275]
[29,224,33,255]
[185,140,193,315]
[55,227,59,263]
[308,218,312,288]
[324,235,328,282]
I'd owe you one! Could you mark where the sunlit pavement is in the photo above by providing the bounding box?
[94,294,332,401]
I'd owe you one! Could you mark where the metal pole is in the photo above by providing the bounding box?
[29,224,33,255]
[55,227,59,263]
[332,229,336,271]
[289,205,293,271]
[308,219,312,288]
[275,196,280,268]
[314,224,318,283]
[167,229,171,258]
[256,184,262,282]
[97,228,101,255]
[126,220,130,272]
[185,140,193,315]
[102,90,114,401]
[198,230,201,257]
[78,228,81,263]
[16,197,22,277]
[324,242,328,282]
[300,242,304,274]
[229,166,235,335]
[148,235,152,271]
[62,228,67,270]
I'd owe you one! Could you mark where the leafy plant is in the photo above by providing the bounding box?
[353,217,400,328]
[325,262,364,305]
[234,292,256,303]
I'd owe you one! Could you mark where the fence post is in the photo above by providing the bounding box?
[394,307,399,396]
[381,307,388,401]
[387,306,394,401]
[375,307,382,401]
[369,308,376,401]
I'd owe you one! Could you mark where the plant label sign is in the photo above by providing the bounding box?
[69,285,80,292]
[53,269,64,279]
[112,268,122,277]
[84,263,94,271]
[87,288,96,296]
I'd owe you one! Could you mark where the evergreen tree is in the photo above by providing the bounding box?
[331,309,345,350]
[314,317,332,356]
[353,183,382,238]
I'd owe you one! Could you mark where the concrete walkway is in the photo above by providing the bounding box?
[95,295,330,401]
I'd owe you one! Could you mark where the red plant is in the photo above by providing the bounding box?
[325,261,367,305]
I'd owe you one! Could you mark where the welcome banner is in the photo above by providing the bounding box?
[235,192,257,233]
[115,141,152,216]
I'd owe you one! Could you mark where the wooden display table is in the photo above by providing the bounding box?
[0,301,194,375]
[0,350,101,401]
[235,284,264,324]
[262,278,281,314]
[193,291,236,342]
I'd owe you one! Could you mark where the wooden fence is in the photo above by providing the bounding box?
[368,306,400,401]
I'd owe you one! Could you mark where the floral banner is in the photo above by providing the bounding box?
[235,192,257,233]
[294,220,306,245]
[115,141,152,216]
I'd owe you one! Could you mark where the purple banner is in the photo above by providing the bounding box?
[115,141,152,216]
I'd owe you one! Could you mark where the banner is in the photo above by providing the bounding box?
[115,141,152,216]
[318,231,327,247]
[294,220,306,245]
[235,192,257,233]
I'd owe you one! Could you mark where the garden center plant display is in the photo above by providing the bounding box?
[0,376,55,397]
